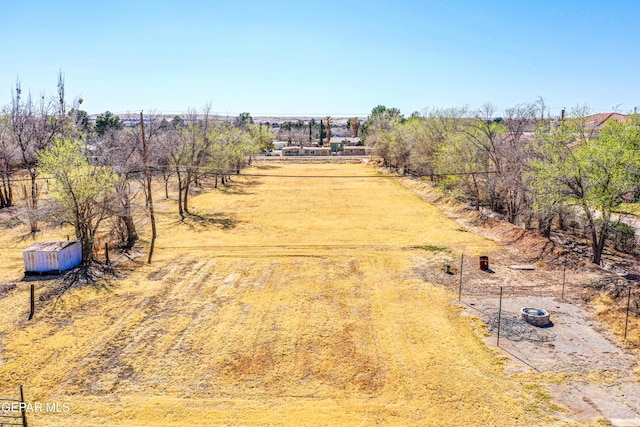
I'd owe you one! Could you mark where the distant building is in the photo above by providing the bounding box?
[302,146,330,156]
[563,113,629,148]
[282,146,302,156]
[583,112,627,132]
[343,146,371,156]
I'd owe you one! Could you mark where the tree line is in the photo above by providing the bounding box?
[3,74,637,266]
[0,74,274,262]
[362,102,640,265]
[276,116,362,146]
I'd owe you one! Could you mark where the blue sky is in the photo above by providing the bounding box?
[1,0,638,117]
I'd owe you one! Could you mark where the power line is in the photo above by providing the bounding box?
[1,166,503,183]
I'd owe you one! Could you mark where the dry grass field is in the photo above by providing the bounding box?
[0,163,573,426]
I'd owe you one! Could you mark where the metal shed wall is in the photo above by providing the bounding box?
[23,241,82,273]
[58,242,82,271]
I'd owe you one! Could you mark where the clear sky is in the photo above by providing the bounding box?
[1,0,638,117]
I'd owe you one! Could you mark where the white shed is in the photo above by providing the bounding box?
[23,241,82,274]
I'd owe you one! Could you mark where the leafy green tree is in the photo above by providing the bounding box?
[38,137,118,262]
[95,111,124,136]
[530,118,640,264]
[234,112,254,130]
[361,105,404,146]
[319,120,325,145]
[527,130,570,237]
[421,107,469,178]
[69,108,92,135]
[309,118,316,142]
[436,132,490,210]
[247,123,274,153]
[171,115,184,129]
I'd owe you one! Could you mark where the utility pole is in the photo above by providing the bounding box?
[140,112,157,264]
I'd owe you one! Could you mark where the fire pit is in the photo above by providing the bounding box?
[520,307,551,327]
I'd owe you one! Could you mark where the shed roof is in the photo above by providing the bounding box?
[24,241,78,252]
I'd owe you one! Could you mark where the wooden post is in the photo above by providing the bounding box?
[561,256,567,300]
[28,285,34,321]
[458,253,464,301]
[141,112,157,264]
[105,242,110,264]
[496,287,503,347]
[624,286,632,341]
[20,384,27,427]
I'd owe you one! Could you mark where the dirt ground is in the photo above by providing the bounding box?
[466,296,640,426]
[0,162,638,426]
[399,174,640,426]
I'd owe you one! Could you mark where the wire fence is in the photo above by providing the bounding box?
[0,386,26,427]
[485,307,557,343]
[426,251,639,348]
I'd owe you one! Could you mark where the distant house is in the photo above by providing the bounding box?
[282,146,302,156]
[583,112,627,131]
[341,137,361,146]
[574,113,628,139]
[301,146,330,156]
[343,146,371,156]
[563,113,629,148]
[272,141,288,150]
[23,241,82,275]
[330,142,344,153]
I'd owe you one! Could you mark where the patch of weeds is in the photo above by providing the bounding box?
[411,245,450,253]
[456,228,468,232]
[519,381,568,416]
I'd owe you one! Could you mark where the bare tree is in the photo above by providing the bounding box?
[277,121,307,146]
[0,111,16,208]
[9,77,65,233]
[324,116,332,144]
[92,125,141,248]
[349,117,361,138]
[169,105,215,217]
[499,103,537,224]
[153,124,177,199]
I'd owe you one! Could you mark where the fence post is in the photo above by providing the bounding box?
[105,242,109,265]
[458,253,464,301]
[28,285,34,321]
[561,256,567,301]
[624,285,632,342]
[20,385,27,427]
[497,287,503,347]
